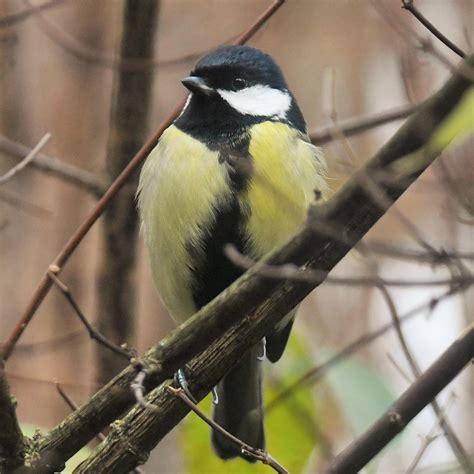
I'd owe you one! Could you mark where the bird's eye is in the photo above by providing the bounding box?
[232,77,247,90]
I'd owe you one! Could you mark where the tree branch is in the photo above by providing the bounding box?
[0,133,51,184]
[0,361,24,471]
[309,103,418,145]
[325,324,474,473]
[401,0,466,58]
[23,54,473,473]
[0,135,107,196]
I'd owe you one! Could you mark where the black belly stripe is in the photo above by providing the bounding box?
[189,198,248,309]
[189,132,254,309]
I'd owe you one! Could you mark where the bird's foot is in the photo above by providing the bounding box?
[174,368,198,404]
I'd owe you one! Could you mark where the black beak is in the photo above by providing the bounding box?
[181,76,214,96]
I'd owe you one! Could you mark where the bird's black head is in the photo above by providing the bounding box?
[175,46,306,144]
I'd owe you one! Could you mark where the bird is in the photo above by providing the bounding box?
[137,45,327,461]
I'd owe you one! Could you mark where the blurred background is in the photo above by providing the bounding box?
[0,0,472,472]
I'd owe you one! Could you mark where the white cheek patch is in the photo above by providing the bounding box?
[217,85,291,119]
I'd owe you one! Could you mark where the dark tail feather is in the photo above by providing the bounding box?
[211,343,265,461]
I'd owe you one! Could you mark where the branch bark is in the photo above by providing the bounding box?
[21,55,472,472]
[326,324,474,473]
[0,361,24,471]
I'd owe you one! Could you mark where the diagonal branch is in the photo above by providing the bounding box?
[401,0,466,58]
[24,54,474,473]
[325,324,474,473]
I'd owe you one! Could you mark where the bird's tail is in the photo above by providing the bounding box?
[211,343,265,461]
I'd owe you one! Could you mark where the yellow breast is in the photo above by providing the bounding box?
[138,121,327,323]
[137,125,232,322]
[244,121,327,257]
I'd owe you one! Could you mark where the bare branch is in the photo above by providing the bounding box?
[224,244,474,287]
[325,324,474,473]
[0,133,51,184]
[309,103,418,145]
[366,240,474,263]
[167,386,288,473]
[406,394,456,474]
[47,269,133,361]
[0,135,107,196]
[401,0,466,58]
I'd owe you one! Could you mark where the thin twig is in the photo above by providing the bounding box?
[0,133,51,184]
[406,393,456,474]
[401,0,466,58]
[372,1,473,81]
[56,383,105,443]
[1,0,286,362]
[167,386,288,473]
[0,0,69,28]
[224,244,474,287]
[47,268,132,361]
[309,103,418,145]
[20,0,235,72]
[386,353,413,385]
[367,240,474,263]
[0,135,106,196]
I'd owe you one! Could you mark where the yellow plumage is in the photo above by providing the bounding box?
[137,121,326,323]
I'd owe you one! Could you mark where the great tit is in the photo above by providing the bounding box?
[137,45,327,461]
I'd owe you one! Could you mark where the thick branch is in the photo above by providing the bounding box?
[25,55,474,472]
[0,361,24,471]
[326,324,474,473]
